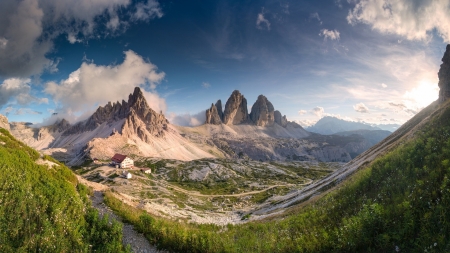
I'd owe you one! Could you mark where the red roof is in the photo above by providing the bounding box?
[111,153,127,163]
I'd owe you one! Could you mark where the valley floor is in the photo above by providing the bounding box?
[75,158,342,225]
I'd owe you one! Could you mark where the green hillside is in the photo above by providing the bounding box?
[105,100,450,252]
[0,128,128,252]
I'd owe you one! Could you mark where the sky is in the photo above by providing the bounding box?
[0,0,449,128]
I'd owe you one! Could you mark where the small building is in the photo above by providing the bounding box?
[122,170,132,179]
[111,153,134,168]
[141,168,152,174]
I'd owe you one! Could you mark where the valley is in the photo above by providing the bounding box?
[74,157,342,225]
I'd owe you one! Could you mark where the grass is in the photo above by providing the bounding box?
[0,128,129,252]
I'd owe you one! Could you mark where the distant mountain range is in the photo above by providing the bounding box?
[5,88,393,165]
[306,116,400,134]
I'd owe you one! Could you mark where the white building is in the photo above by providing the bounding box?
[111,153,134,168]
[141,168,151,174]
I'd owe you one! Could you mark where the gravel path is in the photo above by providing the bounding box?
[91,191,165,253]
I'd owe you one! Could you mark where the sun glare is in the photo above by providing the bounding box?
[404,81,439,108]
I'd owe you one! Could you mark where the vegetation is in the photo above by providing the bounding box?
[0,129,129,252]
[104,102,450,252]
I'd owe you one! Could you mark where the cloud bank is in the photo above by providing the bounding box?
[45,50,166,121]
[167,111,206,127]
[0,0,163,78]
[347,0,450,42]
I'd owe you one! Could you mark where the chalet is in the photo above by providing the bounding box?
[111,153,134,168]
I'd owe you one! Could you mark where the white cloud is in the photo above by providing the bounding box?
[67,33,81,44]
[295,119,317,127]
[353,102,369,113]
[167,111,206,127]
[256,10,271,30]
[0,78,47,108]
[310,12,322,24]
[133,0,163,21]
[347,0,450,42]
[202,82,211,88]
[0,37,7,49]
[298,109,307,115]
[381,83,387,88]
[311,106,325,117]
[0,0,162,78]
[319,29,340,41]
[44,50,166,119]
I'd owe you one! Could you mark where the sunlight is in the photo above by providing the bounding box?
[403,80,439,108]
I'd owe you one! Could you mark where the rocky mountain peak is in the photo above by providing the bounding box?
[51,118,71,132]
[64,87,168,139]
[222,90,249,125]
[249,95,275,126]
[439,44,450,103]
[205,103,222,125]
[274,110,288,127]
[215,100,223,121]
[0,114,10,131]
[204,91,298,128]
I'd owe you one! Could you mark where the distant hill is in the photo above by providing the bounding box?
[306,116,399,134]
[333,129,392,146]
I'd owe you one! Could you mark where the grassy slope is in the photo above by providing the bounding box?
[104,100,450,252]
[0,128,129,252]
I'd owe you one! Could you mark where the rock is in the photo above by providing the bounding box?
[223,90,249,125]
[249,95,275,126]
[48,118,71,133]
[205,103,222,125]
[215,100,224,121]
[0,114,10,131]
[439,44,450,103]
[274,110,288,127]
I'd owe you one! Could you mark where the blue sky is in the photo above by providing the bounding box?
[0,0,448,127]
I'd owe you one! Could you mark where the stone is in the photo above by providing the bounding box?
[223,90,249,125]
[249,95,275,126]
[215,100,224,121]
[439,44,450,103]
[274,110,288,127]
[0,114,10,131]
[205,103,222,125]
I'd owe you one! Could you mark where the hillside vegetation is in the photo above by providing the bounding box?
[105,101,450,252]
[0,128,128,252]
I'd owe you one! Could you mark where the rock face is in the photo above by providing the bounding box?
[215,100,224,121]
[205,90,300,129]
[249,95,275,126]
[0,114,9,131]
[64,87,168,140]
[439,44,450,103]
[274,110,288,127]
[205,103,222,125]
[223,90,249,125]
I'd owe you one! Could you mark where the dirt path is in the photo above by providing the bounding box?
[147,177,313,197]
[91,191,164,253]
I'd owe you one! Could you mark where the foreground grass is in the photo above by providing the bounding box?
[104,101,450,252]
[0,128,129,252]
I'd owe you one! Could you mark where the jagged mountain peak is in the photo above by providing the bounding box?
[205,90,295,129]
[222,90,249,125]
[63,87,168,138]
[250,95,275,126]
